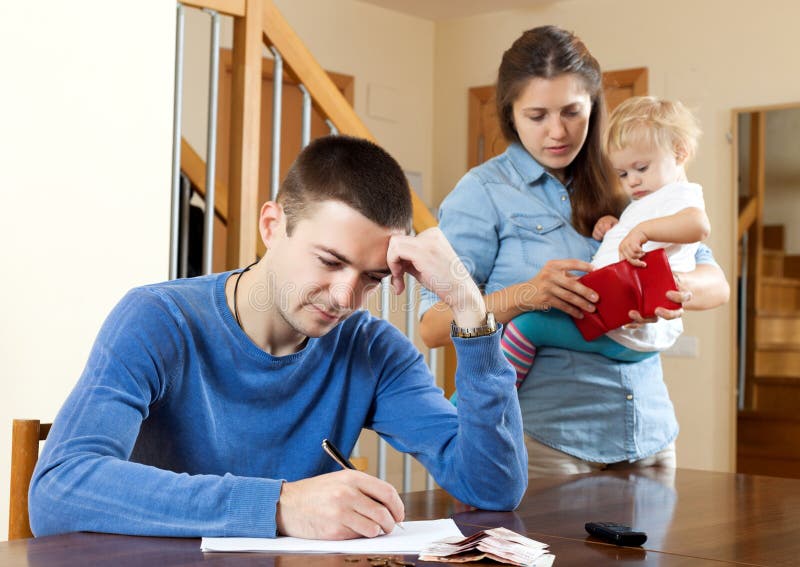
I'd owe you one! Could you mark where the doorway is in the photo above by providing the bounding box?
[734,103,800,478]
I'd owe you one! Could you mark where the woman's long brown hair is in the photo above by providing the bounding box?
[496,26,627,236]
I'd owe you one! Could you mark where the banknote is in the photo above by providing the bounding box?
[418,526,554,567]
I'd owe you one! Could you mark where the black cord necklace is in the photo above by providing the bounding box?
[233,261,259,329]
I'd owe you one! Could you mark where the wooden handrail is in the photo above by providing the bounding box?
[180,138,229,222]
[738,195,757,242]
[180,0,245,17]
[260,0,437,234]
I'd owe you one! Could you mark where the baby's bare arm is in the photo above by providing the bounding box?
[619,207,710,266]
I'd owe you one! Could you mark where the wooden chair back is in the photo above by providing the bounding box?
[8,419,51,540]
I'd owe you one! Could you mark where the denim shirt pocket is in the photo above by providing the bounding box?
[508,213,565,266]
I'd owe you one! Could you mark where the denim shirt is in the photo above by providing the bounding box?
[420,143,717,463]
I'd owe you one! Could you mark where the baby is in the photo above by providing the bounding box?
[502,96,710,387]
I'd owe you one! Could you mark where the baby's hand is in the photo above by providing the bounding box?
[619,228,648,267]
[592,215,619,241]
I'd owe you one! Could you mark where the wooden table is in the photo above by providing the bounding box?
[2,468,798,566]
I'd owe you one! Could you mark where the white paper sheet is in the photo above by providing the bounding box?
[201,519,463,554]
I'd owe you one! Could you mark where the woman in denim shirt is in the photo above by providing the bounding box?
[419,26,729,477]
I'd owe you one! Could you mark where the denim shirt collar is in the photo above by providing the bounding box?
[506,142,572,188]
[507,143,546,184]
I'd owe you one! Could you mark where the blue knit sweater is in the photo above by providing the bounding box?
[29,272,526,537]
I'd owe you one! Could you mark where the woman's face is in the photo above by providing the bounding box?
[511,73,592,182]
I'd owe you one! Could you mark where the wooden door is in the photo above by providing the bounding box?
[466,67,648,169]
[210,49,355,270]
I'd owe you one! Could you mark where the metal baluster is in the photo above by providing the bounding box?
[426,346,438,490]
[178,174,191,278]
[169,4,185,280]
[270,47,283,200]
[326,119,339,135]
[402,273,416,493]
[377,277,391,481]
[738,232,748,410]
[299,84,311,148]
[202,9,220,274]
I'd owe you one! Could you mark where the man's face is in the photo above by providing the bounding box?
[264,200,402,339]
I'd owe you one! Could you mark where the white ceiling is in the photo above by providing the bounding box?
[357,0,555,21]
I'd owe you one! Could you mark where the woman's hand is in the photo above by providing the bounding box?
[626,272,691,326]
[420,257,600,348]
[516,259,598,319]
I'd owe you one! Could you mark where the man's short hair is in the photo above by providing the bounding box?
[277,135,413,234]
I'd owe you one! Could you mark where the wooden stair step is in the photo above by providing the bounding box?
[755,349,800,378]
[750,374,800,412]
[737,446,800,460]
[759,251,800,279]
[762,249,785,277]
[785,255,800,279]
[757,343,800,352]
[736,447,800,479]
[756,314,800,348]
[761,276,800,286]
[737,410,800,458]
[760,277,800,313]
[738,408,800,420]
[763,224,785,251]
[753,375,800,384]
[758,309,800,317]
[736,454,800,479]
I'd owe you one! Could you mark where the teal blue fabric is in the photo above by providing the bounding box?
[510,310,655,363]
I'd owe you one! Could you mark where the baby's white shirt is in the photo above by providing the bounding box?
[594,181,705,351]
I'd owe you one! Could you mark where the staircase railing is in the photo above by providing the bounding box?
[173,0,438,492]
[174,0,435,273]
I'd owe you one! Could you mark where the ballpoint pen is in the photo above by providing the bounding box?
[321,438,405,531]
[321,438,356,470]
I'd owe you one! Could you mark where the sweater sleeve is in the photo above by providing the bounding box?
[366,322,527,510]
[29,289,283,538]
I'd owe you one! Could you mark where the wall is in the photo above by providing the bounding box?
[764,108,800,255]
[737,107,800,255]
[0,0,175,540]
[182,0,435,208]
[433,0,800,472]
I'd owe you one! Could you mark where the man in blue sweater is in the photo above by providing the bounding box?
[29,136,527,540]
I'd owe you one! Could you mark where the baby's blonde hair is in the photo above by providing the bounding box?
[604,96,701,164]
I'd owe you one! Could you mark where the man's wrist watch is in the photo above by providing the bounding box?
[450,312,497,339]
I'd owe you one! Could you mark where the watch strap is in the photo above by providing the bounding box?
[450,312,497,339]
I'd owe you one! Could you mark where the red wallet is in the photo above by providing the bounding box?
[573,249,681,341]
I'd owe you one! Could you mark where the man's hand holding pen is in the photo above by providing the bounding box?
[274,441,405,540]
